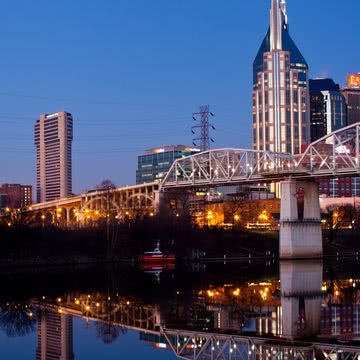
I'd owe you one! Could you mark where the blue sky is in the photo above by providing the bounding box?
[0,0,359,193]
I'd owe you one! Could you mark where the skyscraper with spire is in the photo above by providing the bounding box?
[252,0,310,155]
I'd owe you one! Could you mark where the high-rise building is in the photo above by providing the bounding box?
[136,145,200,184]
[0,183,32,209]
[309,78,347,142]
[342,73,360,125]
[35,112,73,203]
[253,0,310,155]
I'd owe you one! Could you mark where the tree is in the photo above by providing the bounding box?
[97,179,116,190]
[0,303,36,337]
[323,205,355,243]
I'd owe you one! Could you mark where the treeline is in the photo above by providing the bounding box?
[0,215,279,265]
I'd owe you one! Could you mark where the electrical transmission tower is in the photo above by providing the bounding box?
[191,105,215,152]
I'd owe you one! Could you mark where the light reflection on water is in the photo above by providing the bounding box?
[0,260,360,359]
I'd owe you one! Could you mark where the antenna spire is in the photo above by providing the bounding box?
[270,0,288,51]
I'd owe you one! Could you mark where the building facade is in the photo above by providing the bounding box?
[253,0,310,155]
[341,73,360,125]
[309,78,347,142]
[310,77,360,198]
[0,183,32,209]
[35,112,73,203]
[136,145,200,184]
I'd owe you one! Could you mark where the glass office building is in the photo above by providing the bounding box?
[136,145,200,184]
[309,78,347,142]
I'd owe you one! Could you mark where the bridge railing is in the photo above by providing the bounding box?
[295,122,360,175]
[160,148,296,189]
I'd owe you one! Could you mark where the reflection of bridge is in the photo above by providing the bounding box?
[32,260,360,360]
[161,328,360,360]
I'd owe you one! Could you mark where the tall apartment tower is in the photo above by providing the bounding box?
[35,112,73,203]
[253,0,310,155]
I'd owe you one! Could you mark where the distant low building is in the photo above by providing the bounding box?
[342,73,360,125]
[136,145,200,184]
[0,183,32,209]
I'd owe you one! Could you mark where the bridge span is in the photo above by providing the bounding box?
[161,123,360,189]
[158,123,360,259]
[16,123,360,259]
[29,182,159,224]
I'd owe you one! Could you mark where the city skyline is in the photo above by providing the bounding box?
[0,0,359,194]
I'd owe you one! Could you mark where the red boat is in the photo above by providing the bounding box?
[138,241,175,263]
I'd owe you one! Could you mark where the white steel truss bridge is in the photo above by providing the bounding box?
[160,123,360,190]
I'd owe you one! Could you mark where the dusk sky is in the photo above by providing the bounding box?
[0,0,359,193]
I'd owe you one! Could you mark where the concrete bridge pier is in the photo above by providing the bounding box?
[154,190,164,215]
[280,179,322,259]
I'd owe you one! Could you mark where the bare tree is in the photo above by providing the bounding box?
[97,179,116,190]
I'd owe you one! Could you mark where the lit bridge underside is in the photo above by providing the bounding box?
[161,123,360,189]
[29,182,159,222]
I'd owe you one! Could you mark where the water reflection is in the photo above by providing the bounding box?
[1,260,360,359]
[281,260,323,339]
[36,312,73,360]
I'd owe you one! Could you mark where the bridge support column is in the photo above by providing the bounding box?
[65,208,70,226]
[154,190,165,215]
[280,179,322,259]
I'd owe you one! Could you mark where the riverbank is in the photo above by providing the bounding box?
[0,221,359,267]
